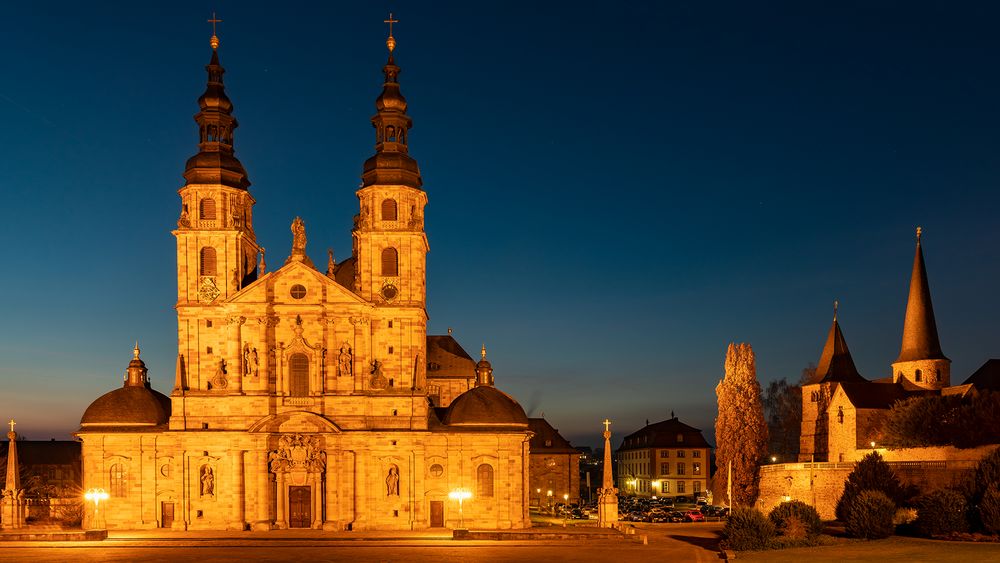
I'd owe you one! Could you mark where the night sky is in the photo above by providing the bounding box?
[2,2,999,449]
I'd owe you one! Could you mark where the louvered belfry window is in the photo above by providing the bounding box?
[200,247,217,276]
[289,353,309,397]
[381,198,398,221]
[199,198,216,220]
[382,247,398,276]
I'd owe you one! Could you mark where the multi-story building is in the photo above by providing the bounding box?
[615,418,711,498]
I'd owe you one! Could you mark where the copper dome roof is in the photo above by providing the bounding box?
[80,386,171,428]
[443,386,529,427]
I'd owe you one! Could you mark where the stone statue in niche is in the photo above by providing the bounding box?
[200,465,215,497]
[231,267,240,291]
[210,359,228,390]
[369,359,388,390]
[386,465,400,496]
[243,344,259,377]
[338,343,353,377]
[177,205,190,228]
[408,204,422,229]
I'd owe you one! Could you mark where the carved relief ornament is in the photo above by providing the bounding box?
[268,434,326,474]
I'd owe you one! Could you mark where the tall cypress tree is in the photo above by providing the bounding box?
[715,343,769,506]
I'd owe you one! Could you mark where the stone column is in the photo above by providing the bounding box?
[229,450,245,530]
[227,316,244,393]
[323,448,338,530]
[254,448,271,530]
[275,472,287,529]
[312,472,323,529]
[597,420,619,528]
[1,426,26,530]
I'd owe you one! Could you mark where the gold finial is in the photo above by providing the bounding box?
[134,341,141,359]
[833,299,839,321]
[384,12,399,52]
[916,226,922,243]
[208,12,223,50]
[603,418,611,433]
[481,343,487,360]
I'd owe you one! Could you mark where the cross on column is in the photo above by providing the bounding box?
[603,419,611,433]
[8,419,15,433]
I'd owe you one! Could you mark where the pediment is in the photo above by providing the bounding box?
[228,260,366,306]
[248,411,341,434]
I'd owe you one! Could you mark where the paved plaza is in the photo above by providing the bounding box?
[0,522,724,563]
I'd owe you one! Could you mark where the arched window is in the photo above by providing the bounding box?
[381,199,398,221]
[289,353,309,397]
[935,369,941,382]
[381,247,398,277]
[200,247,217,276]
[199,198,216,220]
[477,463,494,498]
[110,464,127,497]
[837,406,844,424]
[915,369,922,382]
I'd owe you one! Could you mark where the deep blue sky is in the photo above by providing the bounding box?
[1,2,999,448]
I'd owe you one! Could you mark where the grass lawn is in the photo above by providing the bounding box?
[739,535,1000,562]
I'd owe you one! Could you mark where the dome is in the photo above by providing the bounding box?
[81,386,171,427]
[444,386,529,427]
[198,84,233,112]
[376,87,407,112]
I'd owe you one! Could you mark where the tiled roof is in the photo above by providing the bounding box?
[528,418,578,454]
[617,418,711,451]
[427,335,476,378]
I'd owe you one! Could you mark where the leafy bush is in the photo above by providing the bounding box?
[882,391,1000,449]
[846,490,896,539]
[723,507,776,551]
[914,489,968,537]
[893,507,917,526]
[769,500,823,537]
[978,486,1000,535]
[835,452,909,522]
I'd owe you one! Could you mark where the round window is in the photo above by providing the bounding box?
[429,464,444,477]
[290,284,307,299]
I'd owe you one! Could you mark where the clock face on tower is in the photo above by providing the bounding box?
[380,281,398,302]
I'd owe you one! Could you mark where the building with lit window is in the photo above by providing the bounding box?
[615,417,711,499]
[75,28,533,531]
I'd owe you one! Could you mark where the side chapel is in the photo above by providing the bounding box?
[76,23,532,531]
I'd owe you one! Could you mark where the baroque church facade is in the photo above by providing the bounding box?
[76,30,533,531]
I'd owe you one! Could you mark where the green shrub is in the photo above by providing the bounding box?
[914,489,968,537]
[768,500,823,537]
[723,507,777,551]
[978,486,1000,535]
[835,452,908,522]
[846,490,896,539]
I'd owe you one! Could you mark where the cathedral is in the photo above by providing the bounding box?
[76,27,533,531]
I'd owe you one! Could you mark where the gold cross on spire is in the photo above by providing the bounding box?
[603,418,611,433]
[916,226,922,242]
[833,299,839,320]
[8,419,15,434]
[208,12,223,50]
[384,12,399,52]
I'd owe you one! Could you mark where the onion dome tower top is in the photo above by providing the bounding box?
[475,344,495,387]
[183,14,250,190]
[362,13,422,189]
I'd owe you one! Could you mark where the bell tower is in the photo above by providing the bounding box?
[891,227,950,390]
[174,25,259,308]
[352,17,428,308]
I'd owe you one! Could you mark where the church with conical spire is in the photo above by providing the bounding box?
[75,17,532,532]
[798,228,988,464]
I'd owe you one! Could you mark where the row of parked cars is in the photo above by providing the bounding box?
[617,495,730,523]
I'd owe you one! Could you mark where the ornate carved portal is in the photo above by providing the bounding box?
[269,434,326,529]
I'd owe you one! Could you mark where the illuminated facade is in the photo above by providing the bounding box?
[615,418,711,498]
[76,29,532,531]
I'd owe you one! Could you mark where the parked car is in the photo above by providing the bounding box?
[683,510,705,522]
[668,511,686,523]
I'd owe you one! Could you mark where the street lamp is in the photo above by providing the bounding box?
[771,455,778,463]
[547,490,553,514]
[448,488,472,529]
[84,488,109,530]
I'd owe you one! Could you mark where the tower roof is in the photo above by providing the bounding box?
[895,228,947,363]
[361,23,422,189]
[815,310,866,384]
[183,32,250,190]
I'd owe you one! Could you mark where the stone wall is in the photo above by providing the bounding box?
[759,444,998,520]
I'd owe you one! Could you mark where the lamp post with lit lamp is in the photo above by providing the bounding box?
[84,488,109,530]
[546,489,553,514]
[448,488,472,530]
